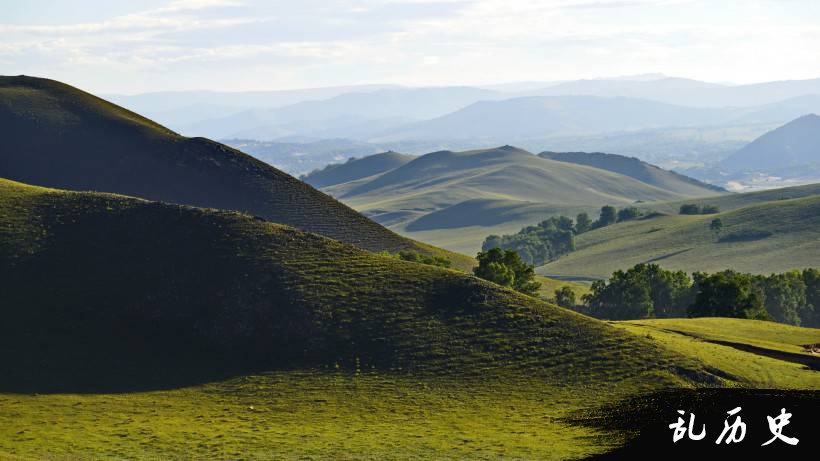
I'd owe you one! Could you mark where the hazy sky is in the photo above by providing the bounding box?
[2,0,820,93]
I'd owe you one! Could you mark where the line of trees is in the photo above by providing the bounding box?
[679,203,720,215]
[579,263,819,326]
[481,205,645,266]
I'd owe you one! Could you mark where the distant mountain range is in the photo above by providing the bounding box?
[99,75,820,183]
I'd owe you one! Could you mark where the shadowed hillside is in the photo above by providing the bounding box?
[0,178,722,393]
[0,75,467,266]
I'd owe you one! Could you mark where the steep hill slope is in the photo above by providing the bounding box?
[722,114,820,171]
[302,151,415,188]
[539,151,725,196]
[0,178,714,392]
[0,75,466,264]
[539,195,820,278]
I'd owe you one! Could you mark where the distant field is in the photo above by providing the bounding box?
[540,195,820,278]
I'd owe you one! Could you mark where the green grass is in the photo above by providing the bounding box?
[539,195,820,278]
[0,75,469,268]
[2,178,817,459]
[0,178,746,459]
[618,318,820,356]
[0,372,643,460]
[613,319,820,390]
[535,275,591,301]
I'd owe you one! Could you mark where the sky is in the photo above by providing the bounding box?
[2,0,820,94]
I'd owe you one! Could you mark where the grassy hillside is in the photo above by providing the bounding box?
[319,146,725,253]
[2,179,818,458]
[0,75,469,268]
[539,151,725,196]
[302,151,415,188]
[646,182,820,215]
[539,195,820,278]
[0,177,744,458]
[0,177,715,389]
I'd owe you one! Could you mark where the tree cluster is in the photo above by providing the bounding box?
[679,203,720,215]
[481,206,644,266]
[473,248,540,296]
[582,264,820,326]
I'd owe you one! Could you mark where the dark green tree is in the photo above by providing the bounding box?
[617,206,641,222]
[553,286,577,308]
[702,205,720,214]
[583,270,654,320]
[595,205,617,228]
[679,204,701,215]
[474,248,541,296]
[802,268,820,327]
[757,271,807,326]
[688,270,768,319]
[575,212,592,234]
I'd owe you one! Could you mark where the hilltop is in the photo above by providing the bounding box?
[0,75,467,265]
[539,193,820,278]
[722,114,820,172]
[302,151,415,188]
[539,151,725,196]
[315,146,725,254]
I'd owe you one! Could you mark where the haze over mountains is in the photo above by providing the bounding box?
[102,74,820,190]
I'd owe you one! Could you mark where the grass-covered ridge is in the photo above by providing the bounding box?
[0,177,717,392]
[0,75,469,267]
[540,194,820,278]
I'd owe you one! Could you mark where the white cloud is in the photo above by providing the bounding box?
[2,0,820,92]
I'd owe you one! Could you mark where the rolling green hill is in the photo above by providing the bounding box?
[302,151,415,188]
[0,75,468,267]
[2,178,817,458]
[539,151,726,196]
[319,146,725,253]
[0,177,714,390]
[0,177,726,458]
[539,194,820,278]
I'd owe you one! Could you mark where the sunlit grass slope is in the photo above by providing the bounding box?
[540,195,820,278]
[614,318,820,390]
